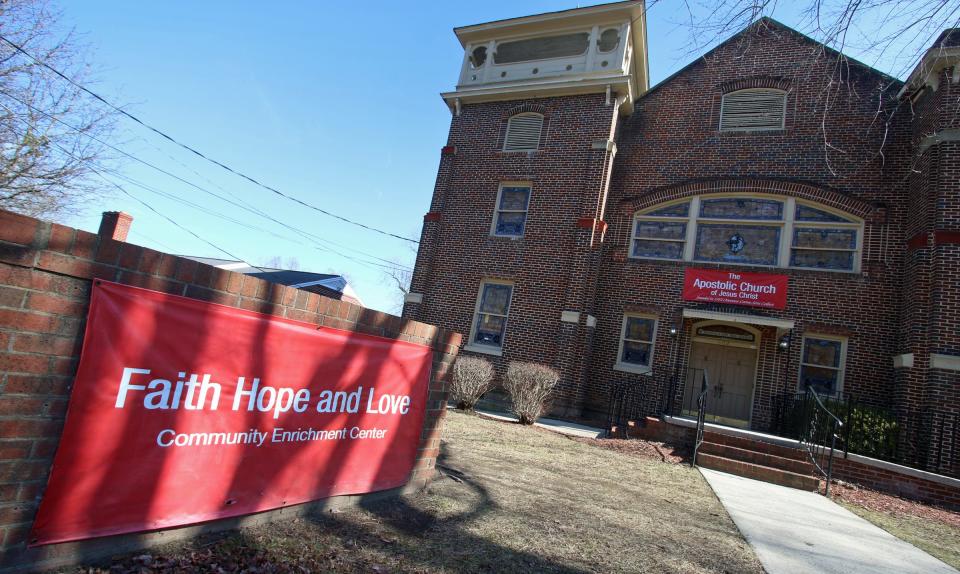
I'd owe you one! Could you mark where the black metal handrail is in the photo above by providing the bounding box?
[691,369,710,468]
[800,387,843,496]
[606,379,644,438]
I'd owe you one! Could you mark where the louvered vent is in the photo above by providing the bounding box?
[504,113,544,151]
[720,89,786,131]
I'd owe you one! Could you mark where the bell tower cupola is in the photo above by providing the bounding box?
[443,1,649,115]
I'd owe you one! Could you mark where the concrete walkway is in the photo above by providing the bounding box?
[700,468,957,574]
[467,407,606,438]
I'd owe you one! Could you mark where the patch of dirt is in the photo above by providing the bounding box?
[830,481,960,528]
[64,412,762,574]
[571,436,690,464]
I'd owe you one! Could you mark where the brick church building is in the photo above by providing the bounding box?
[403,1,959,474]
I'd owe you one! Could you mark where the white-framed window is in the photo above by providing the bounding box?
[720,88,787,132]
[615,314,658,373]
[503,113,544,152]
[491,184,531,237]
[467,280,514,355]
[629,195,863,272]
[799,334,847,396]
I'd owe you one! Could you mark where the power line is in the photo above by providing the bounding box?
[0,32,419,245]
[0,90,413,273]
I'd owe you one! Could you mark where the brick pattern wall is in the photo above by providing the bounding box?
[408,18,959,471]
[832,456,960,509]
[404,93,620,415]
[586,21,911,423]
[0,209,461,571]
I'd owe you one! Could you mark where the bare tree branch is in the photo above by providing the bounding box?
[0,0,119,218]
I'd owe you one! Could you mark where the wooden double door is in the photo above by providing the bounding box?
[687,341,757,428]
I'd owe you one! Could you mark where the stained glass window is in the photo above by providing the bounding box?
[473,282,512,349]
[494,186,530,237]
[645,201,690,217]
[619,316,657,368]
[630,195,861,271]
[700,198,783,220]
[795,204,853,222]
[694,224,780,265]
[631,202,689,260]
[790,225,857,270]
[800,337,845,395]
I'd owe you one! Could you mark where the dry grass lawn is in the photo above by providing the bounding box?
[831,483,960,570]
[68,410,763,573]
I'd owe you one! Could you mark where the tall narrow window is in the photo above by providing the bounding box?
[799,335,846,396]
[615,314,658,372]
[492,184,531,237]
[720,89,787,132]
[504,113,543,152]
[469,281,513,352]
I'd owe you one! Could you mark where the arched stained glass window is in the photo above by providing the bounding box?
[630,195,862,271]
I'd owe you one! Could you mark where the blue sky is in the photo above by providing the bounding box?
[55,1,920,313]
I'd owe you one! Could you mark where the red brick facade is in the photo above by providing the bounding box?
[406,19,959,473]
[0,209,460,571]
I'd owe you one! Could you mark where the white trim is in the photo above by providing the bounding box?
[404,292,423,304]
[586,314,597,328]
[463,344,504,357]
[799,333,848,395]
[892,353,914,369]
[614,363,652,375]
[467,279,514,353]
[930,353,960,371]
[681,309,795,330]
[560,310,580,323]
[615,313,658,372]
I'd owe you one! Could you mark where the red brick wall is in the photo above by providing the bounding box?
[404,93,620,415]
[0,209,461,571]
[587,21,912,424]
[832,456,960,510]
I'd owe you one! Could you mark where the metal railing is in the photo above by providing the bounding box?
[606,379,645,438]
[691,369,710,468]
[798,387,843,496]
[772,393,959,478]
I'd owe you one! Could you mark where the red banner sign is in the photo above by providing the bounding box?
[31,281,433,545]
[682,268,788,309]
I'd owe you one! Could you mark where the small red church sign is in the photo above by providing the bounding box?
[682,268,788,309]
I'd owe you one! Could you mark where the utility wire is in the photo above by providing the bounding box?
[0,90,413,273]
[2,102,411,281]
[0,32,419,244]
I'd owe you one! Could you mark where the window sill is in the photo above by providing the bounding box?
[489,234,524,241]
[614,363,652,375]
[463,344,503,357]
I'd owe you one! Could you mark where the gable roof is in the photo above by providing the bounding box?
[640,17,903,101]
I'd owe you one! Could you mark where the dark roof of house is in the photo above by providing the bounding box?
[182,256,359,304]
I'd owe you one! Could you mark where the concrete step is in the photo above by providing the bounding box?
[696,452,820,491]
[702,430,808,461]
[698,442,815,475]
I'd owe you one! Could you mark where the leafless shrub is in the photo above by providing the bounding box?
[503,361,560,425]
[451,356,494,411]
